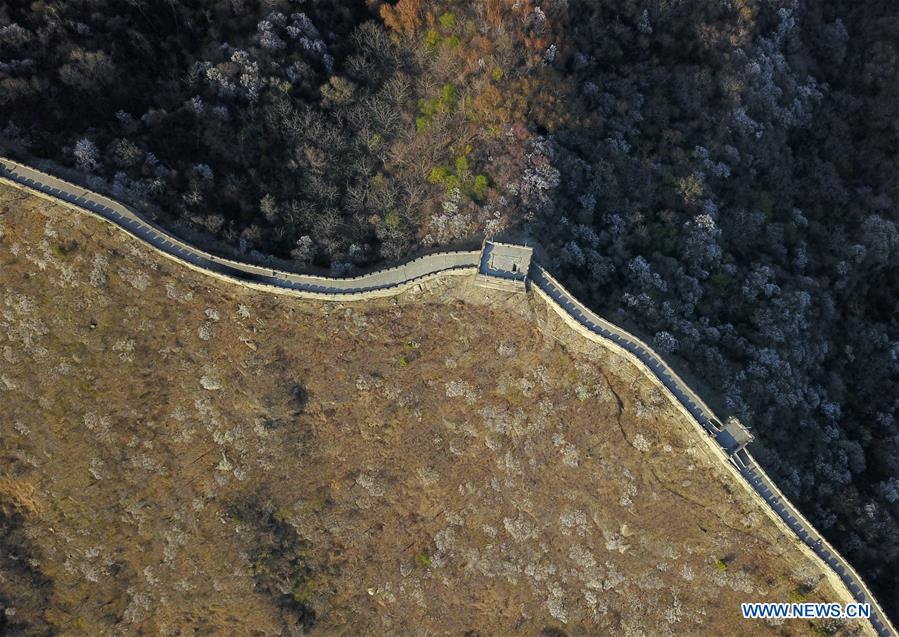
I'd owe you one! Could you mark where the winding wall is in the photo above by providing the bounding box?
[529,265,896,637]
[0,157,480,299]
[1,156,894,636]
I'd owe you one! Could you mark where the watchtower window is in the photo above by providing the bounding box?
[512,264,518,272]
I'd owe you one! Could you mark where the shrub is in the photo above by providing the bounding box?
[416,84,456,132]
[472,174,488,200]
[438,12,457,29]
[384,210,401,230]
[414,552,432,567]
[440,83,456,105]
[428,167,450,183]
[424,27,440,50]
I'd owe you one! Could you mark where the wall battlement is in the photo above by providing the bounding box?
[1,155,893,637]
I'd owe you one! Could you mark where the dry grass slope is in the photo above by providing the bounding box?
[0,184,869,636]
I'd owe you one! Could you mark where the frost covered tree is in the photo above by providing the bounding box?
[73,138,100,172]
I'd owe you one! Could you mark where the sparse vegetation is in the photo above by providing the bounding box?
[1,2,897,611]
[414,551,432,568]
[0,186,868,635]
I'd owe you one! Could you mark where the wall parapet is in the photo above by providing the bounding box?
[530,265,720,431]
[0,156,481,297]
[529,264,896,637]
[2,155,894,637]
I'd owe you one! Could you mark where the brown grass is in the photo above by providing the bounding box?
[0,183,869,636]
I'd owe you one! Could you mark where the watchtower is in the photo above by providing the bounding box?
[715,416,753,455]
[475,241,533,292]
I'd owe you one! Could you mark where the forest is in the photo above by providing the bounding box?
[2,0,898,625]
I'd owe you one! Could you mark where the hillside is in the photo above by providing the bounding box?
[3,3,897,609]
[0,184,871,635]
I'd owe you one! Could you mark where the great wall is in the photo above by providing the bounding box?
[1,156,895,637]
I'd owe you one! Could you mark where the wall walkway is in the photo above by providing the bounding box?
[0,158,480,297]
[1,155,894,636]
[529,265,896,637]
